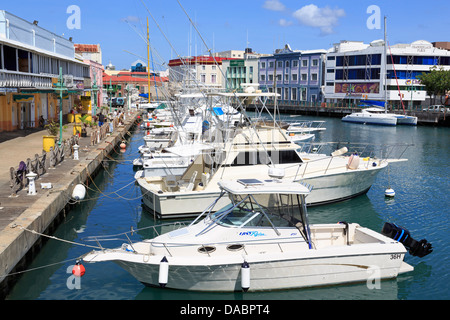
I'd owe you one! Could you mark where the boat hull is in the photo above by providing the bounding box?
[139,163,386,218]
[342,114,397,126]
[111,249,409,292]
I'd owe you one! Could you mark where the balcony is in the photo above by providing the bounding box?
[0,70,53,89]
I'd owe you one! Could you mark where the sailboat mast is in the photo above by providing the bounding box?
[147,17,151,104]
[384,16,388,113]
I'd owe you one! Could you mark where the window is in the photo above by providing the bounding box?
[260,74,266,82]
[268,74,273,81]
[312,59,319,66]
[292,88,297,100]
[284,88,289,99]
[3,45,17,71]
[260,62,266,69]
[285,61,290,68]
[327,69,335,73]
[302,59,308,67]
[301,88,307,101]
[277,61,283,68]
[326,82,334,86]
[301,74,307,81]
[311,73,318,81]
[231,150,302,166]
[284,74,289,81]
[293,60,298,67]
[327,56,336,60]
[211,74,217,83]
[201,74,206,83]
[292,74,298,81]
[269,61,274,68]
[276,74,282,81]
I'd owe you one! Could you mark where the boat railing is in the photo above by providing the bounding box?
[290,142,413,179]
[81,221,191,253]
[296,141,413,161]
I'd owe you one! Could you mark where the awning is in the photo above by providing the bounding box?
[13,94,35,102]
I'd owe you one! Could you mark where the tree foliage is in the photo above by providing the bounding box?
[418,67,450,104]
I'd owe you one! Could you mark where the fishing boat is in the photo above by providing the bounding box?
[82,177,432,292]
[137,126,408,219]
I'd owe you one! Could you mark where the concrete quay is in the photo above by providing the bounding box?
[0,111,141,298]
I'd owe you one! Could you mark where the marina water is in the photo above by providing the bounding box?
[5,115,449,300]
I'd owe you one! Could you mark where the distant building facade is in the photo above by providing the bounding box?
[221,49,267,91]
[168,56,235,91]
[324,40,450,109]
[259,44,327,103]
[0,10,90,132]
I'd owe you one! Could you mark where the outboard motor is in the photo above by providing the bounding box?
[382,222,433,258]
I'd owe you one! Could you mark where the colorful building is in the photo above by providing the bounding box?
[0,10,90,132]
[258,44,327,104]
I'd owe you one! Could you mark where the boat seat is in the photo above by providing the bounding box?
[164,175,178,192]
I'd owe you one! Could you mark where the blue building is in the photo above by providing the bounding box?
[259,44,327,104]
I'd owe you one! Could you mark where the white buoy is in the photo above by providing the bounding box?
[241,261,250,292]
[72,184,86,201]
[159,256,169,288]
[385,188,395,197]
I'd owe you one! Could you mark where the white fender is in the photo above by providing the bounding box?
[72,184,86,200]
[241,261,250,292]
[159,256,169,288]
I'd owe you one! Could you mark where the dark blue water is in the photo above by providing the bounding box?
[5,115,449,300]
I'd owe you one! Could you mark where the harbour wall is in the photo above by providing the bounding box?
[0,112,141,298]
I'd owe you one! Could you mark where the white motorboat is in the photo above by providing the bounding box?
[137,127,407,219]
[342,107,398,126]
[342,107,417,126]
[83,178,432,292]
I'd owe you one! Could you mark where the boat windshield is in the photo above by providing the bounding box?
[209,193,306,229]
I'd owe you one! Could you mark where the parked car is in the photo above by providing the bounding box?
[112,97,125,108]
[422,105,450,112]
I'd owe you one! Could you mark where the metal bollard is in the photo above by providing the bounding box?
[26,171,38,196]
[73,144,79,160]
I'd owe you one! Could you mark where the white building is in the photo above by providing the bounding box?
[168,55,234,91]
[324,40,450,109]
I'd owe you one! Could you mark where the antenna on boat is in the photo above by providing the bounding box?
[384,16,388,114]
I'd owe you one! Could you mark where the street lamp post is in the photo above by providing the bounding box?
[92,73,99,117]
[107,79,114,113]
[54,67,67,146]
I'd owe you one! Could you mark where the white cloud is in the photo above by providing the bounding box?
[279,19,293,27]
[292,4,346,35]
[263,0,286,12]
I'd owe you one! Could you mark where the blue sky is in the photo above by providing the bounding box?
[2,0,449,71]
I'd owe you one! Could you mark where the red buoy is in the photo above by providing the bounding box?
[72,261,85,277]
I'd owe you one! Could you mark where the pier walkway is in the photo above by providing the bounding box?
[0,111,141,298]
